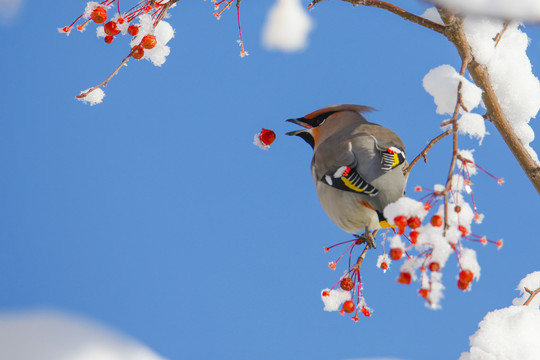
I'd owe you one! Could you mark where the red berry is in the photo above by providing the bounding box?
[394,215,407,228]
[340,278,354,291]
[397,272,412,284]
[259,128,276,146]
[459,270,474,283]
[454,205,462,213]
[424,203,432,210]
[429,262,440,272]
[389,248,403,260]
[104,21,121,36]
[117,17,125,24]
[407,216,421,229]
[458,225,468,237]
[360,307,371,317]
[104,35,113,43]
[380,261,388,270]
[342,300,355,313]
[128,24,139,36]
[131,46,144,59]
[457,279,470,290]
[91,7,107,24]
[430,215,443,227]
[409,230,419,244]
[141,34,157,49]
[419,288,429,298]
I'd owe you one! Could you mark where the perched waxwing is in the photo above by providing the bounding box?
[287,104,408,241]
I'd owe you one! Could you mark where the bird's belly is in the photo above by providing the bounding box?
[316,183,380,233]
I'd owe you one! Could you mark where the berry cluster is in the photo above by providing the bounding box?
[322,151,503,317]
[322,235,373,321]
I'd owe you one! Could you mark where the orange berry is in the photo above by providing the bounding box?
[397,272,412,285]
[322,290,330,297]
[458,225,468,237]
[340,278,354,291]
[128,25,139,36]
[419,288,429,298]
[141,34,157,49]
[407,216,421,229]
[424,203,432,210]
[459,270,474,283]
[431,215,443,227]
[389,248,403,260]
[429,262,440,272]
[394,215,407,228]
[131,46,144,59]
[360,306,371,317]
[91,7,107,24]
[409,230,419,244]
[259,129,276,146]
[380,261,388,270]
[457,279,470,290]
[342,300,355,313]
[104,21,121,36]
[454,205,462,213]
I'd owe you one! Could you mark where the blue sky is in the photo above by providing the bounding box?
[1,1,540,359]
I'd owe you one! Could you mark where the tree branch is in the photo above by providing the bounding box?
[523,287,540,306]
[438,9,540,195]
[308,0,446,34]
[403,129,453,176]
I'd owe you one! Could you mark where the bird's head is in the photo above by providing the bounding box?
[286,104,375,149]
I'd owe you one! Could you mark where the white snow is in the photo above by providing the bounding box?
[321,288,351,312]
[129,15,175,67]
[262,0,314,52]
[462,19,540,163]
[434,0,540,21]
[513,271,540,307]
[460,272,540,360]
[376,254,391,272]
[383,197,429,224]
[390,234,405,251]
[457,113,487,143]
[459,248,481,283]
[253,133,270,150]
[426,271,445,309]
[77,88,105,106]
[423,64,483,115]
[0,310,167,360]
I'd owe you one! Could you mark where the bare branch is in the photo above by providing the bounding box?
[523,287,540,306]
[438,9,540,195]
[404,130,453,176]
[309,0,446,34]
[493,21,509,47]
[77,48,136,99]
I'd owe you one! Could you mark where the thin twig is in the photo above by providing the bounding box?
[442,55,471,233]
[76,49,135,99]
[309,0,446,34]
[351,244,370,271]
[403,129,453,176]
[493,21,509,48]
[523,287,540,306]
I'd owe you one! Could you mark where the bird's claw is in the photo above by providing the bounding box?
[354,231,377,249]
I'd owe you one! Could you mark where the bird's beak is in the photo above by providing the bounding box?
[286,118,312,129]
[286,117,312,136]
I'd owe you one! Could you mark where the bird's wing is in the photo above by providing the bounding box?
[378,145,406,172]
[319,144,379,196]
[360,124,407,173]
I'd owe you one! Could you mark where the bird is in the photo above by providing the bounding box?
[286,104,408,245]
